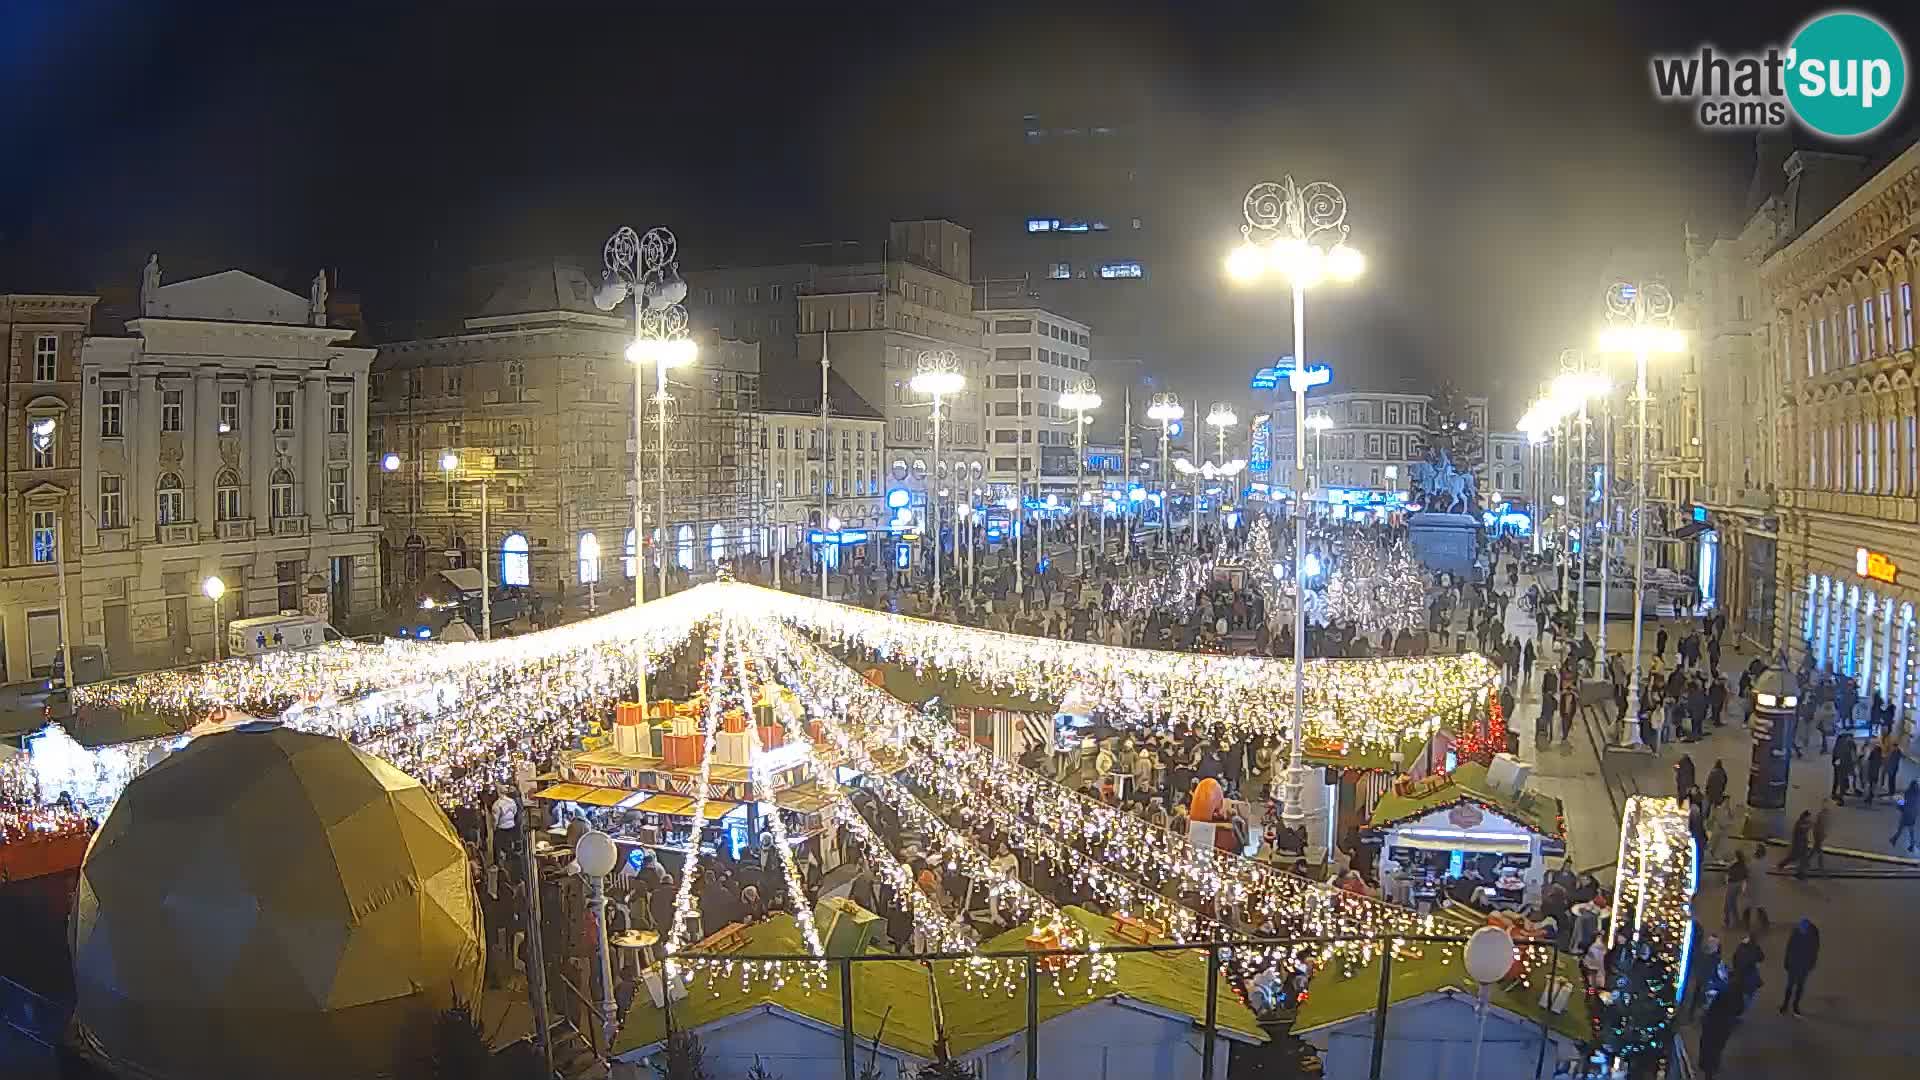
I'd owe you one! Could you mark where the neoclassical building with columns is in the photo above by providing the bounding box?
[78,262,379,669]
[1763,141,1920,740]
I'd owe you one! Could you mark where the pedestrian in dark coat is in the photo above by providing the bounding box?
[1832,733,1857,804]
[1699,991,1741,1079]
[1866,743,1886,805]
[1779,811,1813,876]
[1656,625,1670,660]
[1706,759,1728,812]
[1780,919,1820,1015]
[1892,780,1920,852]
[1675,753,1697,802]
[1887,743,1905,796]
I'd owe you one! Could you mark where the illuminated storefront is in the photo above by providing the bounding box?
[1799,547,1917,734]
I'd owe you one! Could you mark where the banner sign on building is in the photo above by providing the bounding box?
[1250,415,1272,475]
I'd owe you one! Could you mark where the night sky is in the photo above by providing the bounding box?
[3,0,1916,420]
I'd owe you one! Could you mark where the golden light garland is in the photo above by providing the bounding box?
[1602,794,1697,1056]
[716,582,1496,750]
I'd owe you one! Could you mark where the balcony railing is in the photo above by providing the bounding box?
[216,519,254,541]
[272,517,308,537]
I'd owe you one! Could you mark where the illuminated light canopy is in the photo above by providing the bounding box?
[1596,326,1686,355]
[626,337,698,368]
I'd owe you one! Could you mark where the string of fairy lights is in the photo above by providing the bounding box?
[2,579,1619,1004]
[746,624,1114,993]
[724,583,1496,750]
[729,618,828,982]
[744,618,1449,978]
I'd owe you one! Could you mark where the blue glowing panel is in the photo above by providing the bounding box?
[1250,415,1272,474]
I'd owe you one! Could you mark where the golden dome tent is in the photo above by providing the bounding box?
[70,722,484,1080]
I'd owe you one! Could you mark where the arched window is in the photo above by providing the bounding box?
[578,531,600,584]
[709,524,726,564]
[156,472,185,525]
[676,525,694,570]
[500,532,530,586]
[270,468,295,519]
[215,469,242,521]
[507,423,523,449]
[624,528,637,579]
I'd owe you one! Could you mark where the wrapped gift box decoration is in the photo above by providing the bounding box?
[1024,925,1068,971]
[661,733,703,769]
[757,723,785,751]
[648,699,676,720]
[647,723,668,758]
[722,710,749,735]
[807,720,827,744]
[716,730,754,767]
[815,896,881,957]
[671,715,702,738]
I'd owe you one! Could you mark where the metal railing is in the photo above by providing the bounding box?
[634,933,1584,1080]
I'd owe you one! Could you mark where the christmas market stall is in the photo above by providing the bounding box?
[1290,913,1588,1080]
[1363,758,1564,911]
[611,906,1264,1080]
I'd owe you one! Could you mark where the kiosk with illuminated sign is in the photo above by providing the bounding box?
[1365,759,1563,911]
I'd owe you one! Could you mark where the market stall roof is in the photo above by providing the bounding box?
[1304,731,1434,772]
[772,784,834,816]
[530,783,740,820]
[1291,913,1590,1043]
[1366,761,1563,838]
[612,906,1263,1060]
[863,662,1061,714]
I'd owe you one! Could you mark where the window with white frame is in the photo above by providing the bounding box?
[502,533,531,586]
[101,389,123,437]
[30,509,56,563]
[330,391,349,434]
[99,475,124,529]
[328,466,348,515]
[578,532,600,584]
[270,468,295,518]
[1849,303,1861,363]
[157,472,185,525]
[1902,284,1915,350]
[219,389,240,432]
[275,390,295,431]
[1865,297,1878,357]
[33,335,57,382]
[215,469,242,521]
[161,389,183,432]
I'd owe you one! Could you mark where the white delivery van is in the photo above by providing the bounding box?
[227,612,344,657]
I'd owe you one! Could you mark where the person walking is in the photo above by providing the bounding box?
[1522,638,1536,691]
[1742,841,1771,934]
[1888,741,1905,796]
[1675,753,1697,802]
[1706,759,1729,817]
[1538,666,1559,742]
[1721,850,1748,929]
[1780,810,1814,879]
[1810,805,1831,875]
[1866,742,1886,806]
[1656,624,1669,662]
[1892,779,1920,852]
[1780,918,1820,1016]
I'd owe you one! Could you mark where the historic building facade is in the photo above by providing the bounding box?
[1763,141,1920,741]
[0,293,97,681]
[78,262,380,668]
[372,264,764,610]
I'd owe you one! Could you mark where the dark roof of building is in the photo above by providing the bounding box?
[473,261,603,320]
[760,366,882,421]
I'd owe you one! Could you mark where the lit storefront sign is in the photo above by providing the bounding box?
[1857,547,1899,585]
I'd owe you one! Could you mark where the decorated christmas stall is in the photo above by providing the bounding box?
[1292,913,1588,1080]
[1364,757,1565,910]
[611,907,1263,1080]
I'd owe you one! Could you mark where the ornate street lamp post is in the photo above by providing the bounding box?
[911,350,965,606]
[1226,176,1364,830]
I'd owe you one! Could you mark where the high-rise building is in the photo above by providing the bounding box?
[979,306,1093,500]
[689,220,989,540]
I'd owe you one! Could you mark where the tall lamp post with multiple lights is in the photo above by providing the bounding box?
[1146,394,1184,552]
[1059,381,1101,573]
[1304,412,1334,497]
[597,225,696,707]
[1226,175,1364,829]
[203,576,227,662]
[911,350,965,606]
[1598,281,1685,741]
[439,451,491,638]
[1550,365,1611,633]
[1206,403,1238,545]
